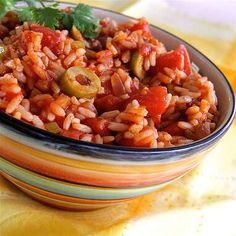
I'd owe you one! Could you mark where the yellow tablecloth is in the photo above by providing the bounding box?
[0,1,236,235]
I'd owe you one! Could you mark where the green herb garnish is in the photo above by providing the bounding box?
[31,7,63,29]
[72,4,100,38]
[0,0,100,38]
[0,0,16,17]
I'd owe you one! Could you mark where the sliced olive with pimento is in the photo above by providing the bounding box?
[60,66,101,99]
[130,51,146,80]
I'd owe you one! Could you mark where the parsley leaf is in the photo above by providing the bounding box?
[61,13,74,30]
[71,4,100,39]
[0,0,17,17]
[18,7,34,22]
[0,1,100,39]
[31,7,62,29]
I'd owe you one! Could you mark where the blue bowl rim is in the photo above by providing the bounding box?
[0,3,235,161]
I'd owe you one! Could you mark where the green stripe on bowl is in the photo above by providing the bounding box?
[14,182,113,209]
[0,158,169,200]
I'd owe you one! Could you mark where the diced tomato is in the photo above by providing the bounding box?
[61,129,83,139]
[151,44,191,76]
[177,44,191,75]
[95,94,124,112]
[130,86,168,125]
[152,114,161,125]
[131,18,151,36]
[157,50,183,72]
[118,135,135,147]
[118,135,150,148]
[30,97,54,109]
[30,25,61,55]
[162,122,184,136]
[101,79,112,95]
[54,116,65,128]
[139,44,152,57]
[82,118,110,136]
[5,92,22,101]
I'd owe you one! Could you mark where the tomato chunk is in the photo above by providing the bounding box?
[95,94,124,112]
[101,79,112,95]
[30,25,61,55]
[61,129,83,139]
[130,86,168,125]
[162,122,184,136]
[5,92,22,101]
[118,134,151,148]
[139,44,152,57]
[131,18,151,36]
[177,44,191,75]
[30,96,54,110]
[82,118,110,136]
[152,44,191,76]
[54,116,65,128]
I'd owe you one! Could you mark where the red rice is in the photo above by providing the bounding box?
[0,13,219,148]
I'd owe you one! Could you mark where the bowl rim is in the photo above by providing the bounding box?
[0,3,235,161]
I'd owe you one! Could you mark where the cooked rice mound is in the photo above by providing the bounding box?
[0,12,218,148]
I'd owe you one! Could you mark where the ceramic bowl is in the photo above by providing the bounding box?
[0,2,235,210]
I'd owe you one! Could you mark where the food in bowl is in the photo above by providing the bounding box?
[0,2,219,148]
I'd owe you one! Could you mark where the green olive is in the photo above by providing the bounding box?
[60,66,101,99]
[45,122,61,133]
[71,25,83,41]
[130,51,146,80]
[71,26,85,49]
[71,40,85,49]
[0,45,7,60]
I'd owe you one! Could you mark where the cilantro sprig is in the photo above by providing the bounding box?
[0,0,100,38]
[0,0,17,17]
[31,7,62,29]
[73,4,100,38]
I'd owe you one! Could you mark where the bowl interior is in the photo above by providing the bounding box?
[91,7,234,130]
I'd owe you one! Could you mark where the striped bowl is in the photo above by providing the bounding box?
[0,3,235,210]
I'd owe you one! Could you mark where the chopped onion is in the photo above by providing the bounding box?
[191,62,200,74]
